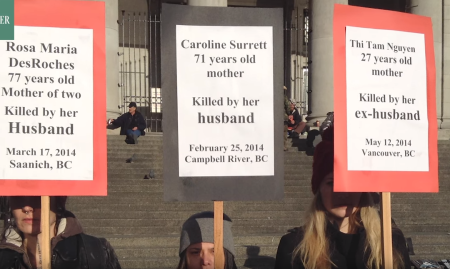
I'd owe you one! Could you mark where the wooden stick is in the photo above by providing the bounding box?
[41,196,51,269]
[381,192,393,269]
[214,201,224,269]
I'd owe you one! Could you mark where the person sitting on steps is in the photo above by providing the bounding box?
[108,102,146,144]
[287,103,309,138]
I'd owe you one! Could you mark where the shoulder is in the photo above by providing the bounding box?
[0,245,24,268]
[275,228,304,269]
[391,226,408,247]
[116,113,129,120]
[0,245,22,255]
[276,227,304,257]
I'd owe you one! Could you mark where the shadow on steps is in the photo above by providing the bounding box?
[243,245,275,269]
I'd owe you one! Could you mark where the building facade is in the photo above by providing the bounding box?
[99,0,450,135]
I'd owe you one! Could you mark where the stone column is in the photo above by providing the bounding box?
[307,0,347,124]
[84,0,120,124]
[410,0,444,128]
[188,0,227,7]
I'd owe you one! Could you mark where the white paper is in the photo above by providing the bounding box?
[0,26,93,180]
[346,26,428,171]
[176,26,274,177]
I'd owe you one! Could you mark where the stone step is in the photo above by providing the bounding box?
[107,234,281,248]
[93,136,450,268]
[104,178,315,186]
[103,182,450,195]
[399,224,450,233]
[68,196,450,208]
[67,197,304,205]
[404,232,450,245]
[101,192,302,199]
[76,217,450,231]
[412,244,450,255]
[105,185,310,194]
[69,206,450,222]
[67,203,305,212]
[77,216,303,227]
[81,225,298,236]
[103,175,450,189]
[66,199,448,215]
[73,210,306,220]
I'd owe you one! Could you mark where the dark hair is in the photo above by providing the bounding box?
[0,196,67,241]
[177,248,237,269]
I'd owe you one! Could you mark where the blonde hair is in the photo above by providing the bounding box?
[292,192,404,269]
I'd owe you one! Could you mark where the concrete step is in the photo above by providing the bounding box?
[81,225,298,236]
[103,182,450,195]
[399,224,450,233]
[104,178,314,186]
[106,234,281,248]
[67,202,305,213]
[83,136,450,268]
[73,210,305,220]
[105,185,311,195]
[76,217,450,230]
[77,218,302,228]
[404,232,450,245]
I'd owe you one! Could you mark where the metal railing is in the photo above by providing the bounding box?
[118,11,162,132]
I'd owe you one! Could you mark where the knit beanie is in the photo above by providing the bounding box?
[179,211,235,257]
[311,125,334,194]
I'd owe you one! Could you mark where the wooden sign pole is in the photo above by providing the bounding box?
[214,201,225,269]
[41,196,51,269]
[380,192,393,269]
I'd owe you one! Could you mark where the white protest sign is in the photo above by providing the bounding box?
[346,26,428,171]
[176,26,274,177]
[0,26,93,180]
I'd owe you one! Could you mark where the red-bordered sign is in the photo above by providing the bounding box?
[0,0,106,196]
[333,4,438,192]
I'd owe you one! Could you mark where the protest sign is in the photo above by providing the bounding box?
[162,4,284,202]
[334,5,439,268]
[0,0,106,196]
[333,4,438,193]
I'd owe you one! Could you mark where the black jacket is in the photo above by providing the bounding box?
[112,111,146,135]
[0,212,121,269]
[288,108,302,128]
[274,222,410,269]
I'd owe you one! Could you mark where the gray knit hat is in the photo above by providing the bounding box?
[179,211,235,257]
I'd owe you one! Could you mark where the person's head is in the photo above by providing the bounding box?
[3,196,66,238]
[294,126,404,269]
[177,211,237,269]
[310,127,362,223]
[290,103,295,111]
[128,102,137,113]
